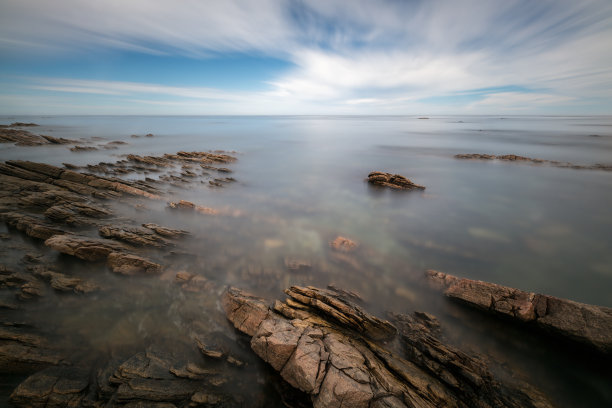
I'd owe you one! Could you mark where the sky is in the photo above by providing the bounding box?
[1,0,611,115]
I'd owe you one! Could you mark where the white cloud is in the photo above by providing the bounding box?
[0,0,295,56]
[1,0,612,113]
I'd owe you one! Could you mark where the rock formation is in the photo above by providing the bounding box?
[223,285,552,408]
[367,171,425,190]
[0,123,80,146]
[426,270,612,354]
[454,153,612,171]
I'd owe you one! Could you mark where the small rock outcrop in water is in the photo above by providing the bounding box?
[426,270,612,354]
[329,236,358,252]
[367,171,425,190]
[0,123,80,146]
[455,153,612,171]
[223,285,552,408]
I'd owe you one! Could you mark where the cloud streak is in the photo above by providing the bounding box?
[1,0,611,113]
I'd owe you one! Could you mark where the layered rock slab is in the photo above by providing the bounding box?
[223,285,551,408]
[367,171,425,190]
[426,270,612,354]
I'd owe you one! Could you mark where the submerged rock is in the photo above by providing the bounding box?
[0,325,65,373]
[69,145,97,152]
[426,270,612,354]
[167,200,219,215]
[329,236,358,252]
[1,213,65,240]
[31,266,99,294]
[367,171,425,190]
[223,285,550,408]
[44,234,128,261]
[0,126,51,146]
[10,365,89,407]
[107,252,162,275]
[99,224,173,248]
[454,153,612,171]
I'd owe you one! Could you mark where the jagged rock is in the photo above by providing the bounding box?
[142,223,189,238]
[426,270,612,354]
[0,266,31,289]
[0,326,64,372]
[40,135,79,145]
[44,234,128,261]
[222,287,271,337]
[193,331,248,368]
[284,258,312,271]
[109,346,211,403]
[70,145,97,152]
[201,164,233,173]
[167,200,219,215]
[99,225,172,248]
[8,122,39,127]
[454,153,612,171]
[454,153,496,160]
[0,128,46,146]
[2,160,161,199]
[285,286,396,341]
[367,171,425,190]
[45,201,112,225]
[329,236,358,252]
[18,280,45,300]
[174,272,211,292]
[168,200,195,210]
[31,266,99,294]
[1,212,65,240]
[391,312,550,408]
[107,252,162,275]
[223,286,552,408]
[9,365,89,407]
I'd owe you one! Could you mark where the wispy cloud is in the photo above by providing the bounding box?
[1,0,611,113]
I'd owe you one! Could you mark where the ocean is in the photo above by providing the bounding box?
[1,115,611,406]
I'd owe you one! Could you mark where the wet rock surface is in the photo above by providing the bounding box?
[426,270,612,354]
[223,285,552,408]
[2,135,610,407]
[0,150,288,407]
[329,236,358,253]
[367,171,425,190]
[0,123,80,147]
[455,153,612,171]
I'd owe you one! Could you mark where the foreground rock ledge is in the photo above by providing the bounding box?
[367,171,425,190]
[426,270,612,354]
[223,285,551,408]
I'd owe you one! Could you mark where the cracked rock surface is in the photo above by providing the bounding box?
[426,270,612,354]
[223,285,552,408]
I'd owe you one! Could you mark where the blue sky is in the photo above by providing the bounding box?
[1,0,611,115]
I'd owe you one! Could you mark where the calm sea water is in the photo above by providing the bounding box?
[1,115,612,406]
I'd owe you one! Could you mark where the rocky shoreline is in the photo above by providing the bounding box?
[1,126,611,406]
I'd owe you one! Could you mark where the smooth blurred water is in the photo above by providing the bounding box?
[2,115,610,305]
[1,115,612,406]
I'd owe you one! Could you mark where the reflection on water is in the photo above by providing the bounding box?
[1,115,612,406]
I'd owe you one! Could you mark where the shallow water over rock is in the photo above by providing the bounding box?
[0,115,611,407]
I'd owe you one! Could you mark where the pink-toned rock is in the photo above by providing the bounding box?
[221,287,271,336]
[329,236,358,252]
[222,285,551,408]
